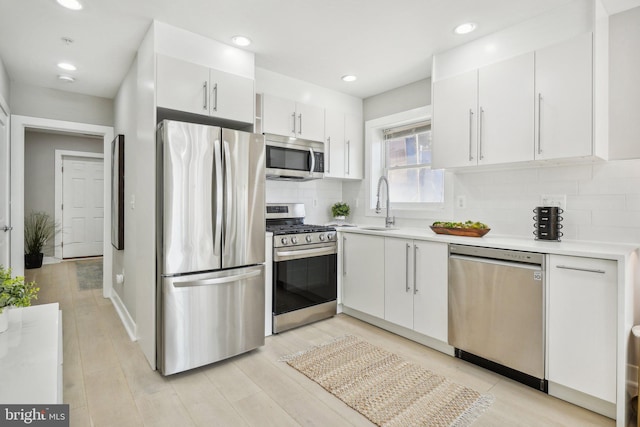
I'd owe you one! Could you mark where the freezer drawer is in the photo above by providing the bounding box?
[158,265,265,375]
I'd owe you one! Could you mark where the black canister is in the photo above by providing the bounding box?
[533,206,563,241]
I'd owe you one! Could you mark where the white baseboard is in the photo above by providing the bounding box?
[110,291,137,342]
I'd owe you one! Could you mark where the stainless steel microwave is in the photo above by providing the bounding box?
[264,134,324,181]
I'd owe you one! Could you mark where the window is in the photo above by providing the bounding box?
[383,121,444,204]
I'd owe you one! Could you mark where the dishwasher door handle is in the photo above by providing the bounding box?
[449,254,542,271]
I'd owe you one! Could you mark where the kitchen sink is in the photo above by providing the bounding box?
[358,226,399,231]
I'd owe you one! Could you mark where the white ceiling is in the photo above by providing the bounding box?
[0,0,636,101]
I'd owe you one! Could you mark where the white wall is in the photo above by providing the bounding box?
[24,131,102,256]
[10,82,113,126]
[432,0,594,81]
[0,56,9,105]
[609,5,640,159]
[266,179,344,225]
[256,67,362,115]
[112,57,138,319]
[363,78,431,122]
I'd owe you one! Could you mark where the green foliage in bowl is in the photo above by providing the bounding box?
[331,202,351,218]
[432,220,489,229]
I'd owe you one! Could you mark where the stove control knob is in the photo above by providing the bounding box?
[327,233,334,241]
[306,235,313,243]
[318,234,326,241]
[291,236,298,244]
[281,237,288,245]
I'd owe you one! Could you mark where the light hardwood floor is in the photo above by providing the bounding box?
[25,260,615,427]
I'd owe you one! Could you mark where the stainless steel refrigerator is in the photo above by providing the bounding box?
[156,119,265,375]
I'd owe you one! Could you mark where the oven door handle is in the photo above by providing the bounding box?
[275,246,336,262]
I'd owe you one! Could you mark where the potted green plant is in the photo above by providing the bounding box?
[0,266,39,333]
[24,211,57,269]
[331,202,351,220]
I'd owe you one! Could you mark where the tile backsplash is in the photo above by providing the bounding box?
[268,158,640,244]
[266,179,344,225]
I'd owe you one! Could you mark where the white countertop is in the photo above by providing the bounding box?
[0,303,61,404]
[338,226,639,261]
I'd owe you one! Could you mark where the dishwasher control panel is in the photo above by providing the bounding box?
[449,244,545,266]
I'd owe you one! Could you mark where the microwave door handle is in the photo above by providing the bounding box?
[309,147,315,176]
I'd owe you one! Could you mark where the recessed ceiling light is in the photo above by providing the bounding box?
[57,62,76,71]
[231,36,251,47]
[56,0,83,10]
[341,75,357,82]
[58,75,75,83]
[454,22,477,35]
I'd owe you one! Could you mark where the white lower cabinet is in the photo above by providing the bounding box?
[384,238,448,342]
[548,255,617,405]
[342,233,385,318]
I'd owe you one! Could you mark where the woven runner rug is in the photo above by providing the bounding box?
[281,335,493,427]
[75,258,103,290]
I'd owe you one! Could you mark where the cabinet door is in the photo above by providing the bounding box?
[478,52,534,165]
[156,55,210,116]
[432,69,478,169]
[548,255,616,403]
[413,241,448,341]
[209,68,254,124]
[262,94,296,137]
[384,238,414,329]
[296,102,325,142]
[342,233,385,318]
[535,33,593,160]
[344,113,363,179]
[324,109,345,178]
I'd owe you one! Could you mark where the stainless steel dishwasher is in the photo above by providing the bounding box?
[448,244,547,392]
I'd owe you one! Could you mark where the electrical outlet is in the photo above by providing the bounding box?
[540,194,566,210]
[456,195,467,209]
[313,198,318,207]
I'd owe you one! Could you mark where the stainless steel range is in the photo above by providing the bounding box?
[267,203,337,333]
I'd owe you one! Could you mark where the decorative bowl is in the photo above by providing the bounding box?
[429,226,491,238]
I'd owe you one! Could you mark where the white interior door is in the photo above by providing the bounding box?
[0,103,9,268]
[62,157,104,258]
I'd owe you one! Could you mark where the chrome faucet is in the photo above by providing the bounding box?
[375,176,395,228]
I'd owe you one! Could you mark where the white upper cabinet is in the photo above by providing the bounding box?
[433,32,594,169]
[535,32,593,160]
[344,113,363,179]
[209,68,255,123]
[324,109,345,178]
[478,52,534,165]
[156,54,254,124]
[262,94,325,142]
[432,70,478,169]
[325,110,363,180]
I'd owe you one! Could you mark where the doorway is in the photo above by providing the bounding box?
[55,152,105,259]
[11,115,114,298]
[0,99,9,268]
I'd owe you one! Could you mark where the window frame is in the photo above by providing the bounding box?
[365,106,453,220]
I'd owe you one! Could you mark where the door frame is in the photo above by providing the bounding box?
[54,150,105,260]
[11,115,114,298]
[0,95,9,269]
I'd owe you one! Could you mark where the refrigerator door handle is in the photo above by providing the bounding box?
[213,137,223,256]
[223,140,232,245]
[173,268,262,288]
